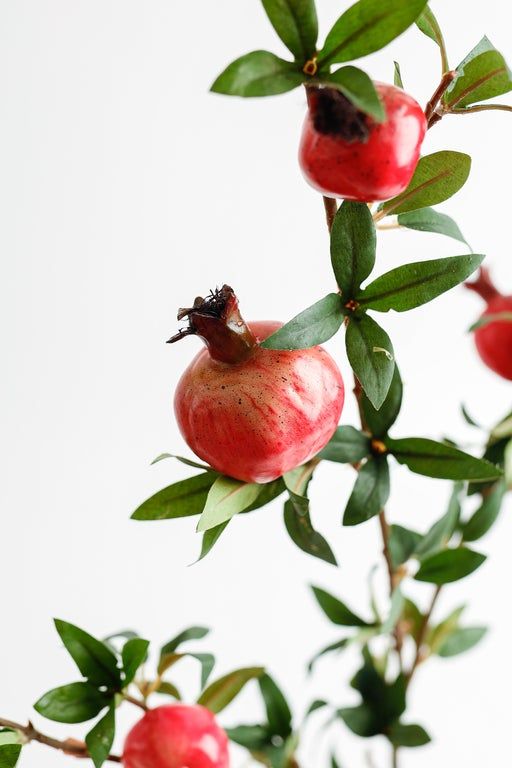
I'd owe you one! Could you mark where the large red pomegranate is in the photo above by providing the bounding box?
[299,82,427,202]
[123,704,229,768]
[168,285,344,483]
[465,267,512,380]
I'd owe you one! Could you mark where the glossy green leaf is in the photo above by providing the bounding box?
[394,61,404,88]
[426,605,465,654]
[415,548,486,584]
[197,476,262,532]
[338,704,378,737]
[261,294,344,350]
[318,0,428,66]
[437,626,487,657]
[196,522,230,562]
[397,208,469,246]
[307,638,350,672]
[416,6,448,70]
[379,152,471,217]
[54,620,121,690]
[330,201,376,299]
[389,722,431,747]
[225,724,269,750]
[389,525,422,569]
[86,704,115,768]
[387,437,502,481]
[131,472,217,521]
[284,500,337,565]
[159,626,209,669]
[414,484,462,558]
[358,254,482,313]
[156,681,182,699]
[445,37,512,108]
[318,426,371,463]
[343,457,390,526]
[122,638,149,687]
[312,586,373,627]
[346,315,395,410]
[349,650,406,729]
[211,51,303,97]
[462,480,505,541]
[322,66,385,121]
[261,0,318,61]
[258,674,293,738]
[34,683,109,724]
[0,745,21,768]
[197,667,264,714]
[361,365,403,437]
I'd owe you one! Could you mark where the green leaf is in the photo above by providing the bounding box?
[394,61,404,88]
[34,683,109,724]
[283,462,316,516]
[131,472,217,521]
[379,151,472,217]
[437,626,487,657]
[414,484,462,558]
[306,699,329,715]
[261,0,318,61]
[151,453,211,470]
[357,254,483,313]
[318,0,428,66]
[225,725,269,751]
[387,437,502,481]
[389,722,431,747]
[0,734,21,749]
[54,620,121,690]
[415,548,486,584]
[402,598,424,645]
[347,650,406,731]
[338,704,378,737]
[380,588,405,634]
[258,674,293,738]
[389,525,422,569]
[346,315,395,410]
[196,521,230,562]
[122,638,149,687]
[330,201,376,298]
[307,638,350,672]
[427,605,465,654]
[261,294,344,350]
[318,426,371,463]
[445,36,512,109]
[0,745,21,768]
[397,208,469,246]
[197,667,264,714]
[343,457,390,526]
[211,51,303,97]
[322,67,385,121]
[159,626,210,668]
[462,480,506,542]
[85,704,115,768]
[469,312,512,331]
[155,681,181,699]
[244,478,287,512]
[361,364,403,438]
[197,476,262,532]
[416,6,448,70]
[311,586,373,627]
[284,500,337,565]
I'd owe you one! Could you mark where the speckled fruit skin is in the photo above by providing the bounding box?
[299,83,427,202]
[122,705,229,768]
[474,294,512,380]
[174,321,345,483]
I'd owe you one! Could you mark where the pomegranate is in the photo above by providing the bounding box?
[299,82,427,202]
[168,285,344,483]
[123,704,229,768]
[465,267,512,380]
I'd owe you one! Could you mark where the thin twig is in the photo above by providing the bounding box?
[0,718,122,762]
[424,70,457,122]
[406,585,442,686]
[123,693,148,711]
[450,103,512,114]
[323,196,338,233]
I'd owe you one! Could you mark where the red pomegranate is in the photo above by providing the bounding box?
[123,704,229,768]
[465,267,512,380]
[299,82,427,202]
[168,285,344,483]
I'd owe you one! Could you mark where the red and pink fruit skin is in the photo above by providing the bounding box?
[174,321,345,483]
[123,705,229,768]
[474,294,512,380]
[299,82,427,202]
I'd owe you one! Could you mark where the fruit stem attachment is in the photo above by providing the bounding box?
[424,70,457,125]
[464,266,500,303]
[167,285,258,364]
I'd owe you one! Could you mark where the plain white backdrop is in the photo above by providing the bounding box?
[1,1,512,766]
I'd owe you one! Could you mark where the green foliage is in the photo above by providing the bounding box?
[197,476,262,532]
[462,480,506,541]
[54,620,121,690]
[261,294,345,350]
[394,61,404,88]
[388,722,431,747]
[416,6,448,71]
[445,37,512,109]
[319,426,371,463]
[258,674,293,738]
[284,500,337,565]
[121,638,149,686]
[387,437,502,481]
[34,683,109,724]
[330,202,376,298]
[343,457,390,525]
[361,365,403,438]
[261,0,318,61]
[85,705,116,768]
[321,67,385,121]
[211,52,304,97]
[312,586,374,627]
[0,744,22,768]
[131,472,217,521]
[346,315,395,409]
[388,525,422,569]
[437,626,487,657]
[415,547,486,584]
[397,208,469,246]
[197,668,265,714]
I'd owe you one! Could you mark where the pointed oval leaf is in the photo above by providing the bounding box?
[321,67,385,121]
[197,667,264,714]
[122,638,150,687]
[380,151,471,217]
[387,437,502,481]
[284,501,337,565]
[437,626,487,657]
[346,315,395,410]
[34,683,109,724]
[414,484,462,558]
[330,201,376,298]
[0,744,22,768]
[343,457,390,526]
[54,620,121,690]
[312,586,373,627]
[85,704,116,768]
[394,61,404,88]
[462,480,505,542]
[445,37,512,108]
[318,426,371,463]
[159,626,210,661]
[211,51,303,97]
[132,472,217,521]
[258,673,293,738]
[388,525,422,569]
[361,364,403,438]
[389,722,431,747]
[414,547,486,584]
[318,0,428,66]
[261,294,344,350]
[397,208,469,246]
[261,0,318,61]
[196,521,230,563]
[307,639,350,672]
[197,476,262,532]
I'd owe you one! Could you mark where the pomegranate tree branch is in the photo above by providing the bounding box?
[123,694,148,712]
[406,585,442,686]
[450,103,512,114]
[424,70,457,124]
[0,717,122,762]
[323,196,338,233]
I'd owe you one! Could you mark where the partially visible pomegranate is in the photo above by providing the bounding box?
[168,285,344,483]
[466,267,512,380]
[299,82,427,202]
[123,704,229,768]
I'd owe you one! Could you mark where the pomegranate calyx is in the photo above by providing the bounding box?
[307,86,370,143]
[167,284,258,365]
[464,266,501,304]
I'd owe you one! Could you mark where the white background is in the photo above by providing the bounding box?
[1,1,511,766]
